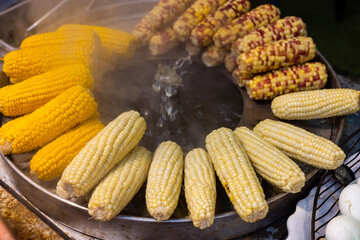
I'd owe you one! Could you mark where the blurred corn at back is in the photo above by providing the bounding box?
[30,117,104,181]
[0,64,94,117]
[224,52,237,72]
[56,110,146,199]
[246,62,328,100]
[202,44,229,67]
[88,146,152,221]
[0,85,97,155]
[149,27,180,56]
[253,119,346,170]
[271,88,360,120]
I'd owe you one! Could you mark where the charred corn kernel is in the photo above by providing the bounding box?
[238,36,316,75]
[184,148,216,229]
[254,119,346,170]
[146,141,183,221]
[3,32,101,79]
[173,0,228,42]
[57,24,137,59]
[88,146,152,221]
[232,68,253,87]
[246,62,327,100]
[271,88,360,120]
[234,127,305,193]
[232,16,307,56]
[56,110,146,199]
[202,45,229,67]
[190,0,250,47]
[0,86,97,155]
[132,0,195,46]
[185,40,203,56]
[149,27,180,56]
[30,117,104,181]
[205,127,268,222]
[0,64,94,117]
[224,52,237,72]
[213,4,280,49]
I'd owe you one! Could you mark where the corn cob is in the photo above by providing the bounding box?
[57,24,137,59]
[56,110,146,199]
[146,141,183,221]
[149,27,180,56]
[173,0,228,42]
[232,16,307,56]
[237,36,316,75]
[184,148,216,229]
[30,117,104,181]
[246,62,327,100]
[271,88,360,120]
[0,114,30,138]
[88,146,152,221]
[234,127,305,193]
[202,45,229,67]
[0,86,97,155]
[205,127,268,222]
[0,64,94,117]
[190,0,250,47]
[185,40,202,56]
[213,4,280,49]
[253,119,346,170]
[9,78,23,84]
[224,52,237,72]
[232,68,253,87]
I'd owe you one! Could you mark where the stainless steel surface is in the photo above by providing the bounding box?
[0,1,344,239]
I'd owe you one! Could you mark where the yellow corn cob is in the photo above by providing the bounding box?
[190,0,250,47]
[149,27,180,56]
[0,114,30,138]
[9,78,24,84]
[29,117,104,181]
[232,68,253,87]
[88,146,152,221]
[56,110,146,199]
[0,85,97,155]
[0,64,94,117]
[205,127,268,222]
[246,62,327,100]
[2,31,101,79]
[213,4,280,49]
[173,0,228,41]
[146,141,183,221]
[57,24,137,59]
[232,16,307,56]
[234,127,305,193]
[253,119,346,170]
[202,45,229,67]
[271,88,360,120]
[184,148,216,229]
[224,52,237,72]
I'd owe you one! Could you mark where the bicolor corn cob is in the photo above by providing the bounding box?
[254,119,346,170]
[205,127,268,222]
[56,110,146,199]
[0,85,97,155]
[2,31,101,79]
[173,0,228,41]
[213,4,280,49]
[232,68,253,87]
[237,36,316,75]
[202,45,229,67]
[149,27,180,56]
[57,24,137,59]
[231,16,307,56]
[234,127,305,193]
[88,146,152,221]
[146,141,183,221]
[246,62,328,100]
[271,88,360,120]
[185,40,202,56]
[184,148,216,229]
[30,117,104,181]
[0,64,94,117]
[190,0,250,47]
[224,52,237,72]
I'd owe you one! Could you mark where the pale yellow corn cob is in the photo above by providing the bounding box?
[184,148,216,229]
[271,88,360,120]
[224,52,237,72]
[88,146,152,221]
[185,40,203,56]
[202,45,229,67]
[205,127,268,222]
[253,119,346,170]
[149,27,180,56]
[146,141,183,221]
[56,110,146,199]
[232,68,253,87]
[234,127,305,193]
